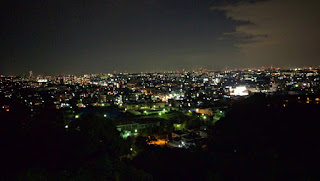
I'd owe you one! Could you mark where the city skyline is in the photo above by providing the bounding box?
[2,65,318,77]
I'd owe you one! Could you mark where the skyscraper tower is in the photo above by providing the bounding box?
[29,71,33,78]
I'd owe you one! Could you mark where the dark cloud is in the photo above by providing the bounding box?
[2,0,239,75]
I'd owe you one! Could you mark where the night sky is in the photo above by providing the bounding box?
[2,0,320,75]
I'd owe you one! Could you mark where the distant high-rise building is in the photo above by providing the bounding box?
[60,78,64,85]
[29,71,33,78]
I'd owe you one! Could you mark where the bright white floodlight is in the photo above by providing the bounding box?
[230,86,248,96]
